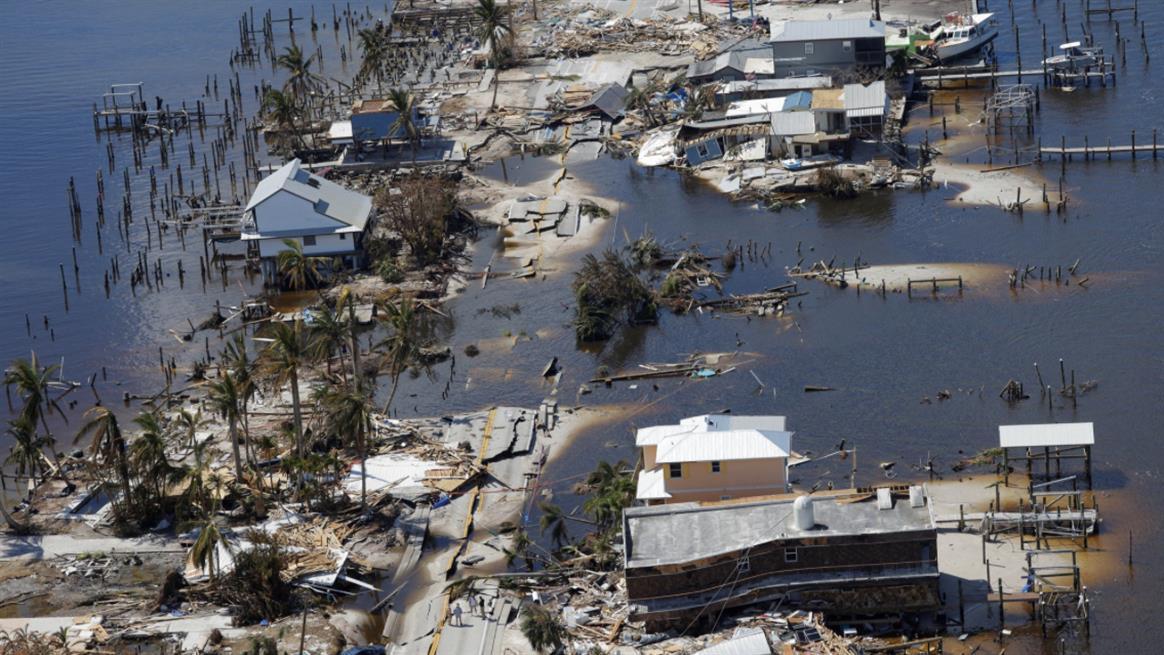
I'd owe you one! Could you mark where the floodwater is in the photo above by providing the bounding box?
[1,1,1162,653]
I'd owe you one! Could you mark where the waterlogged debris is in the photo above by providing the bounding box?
[804,385,835,392]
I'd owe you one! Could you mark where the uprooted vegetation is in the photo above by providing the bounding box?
[572,250,658,341]
[374,175,476,269]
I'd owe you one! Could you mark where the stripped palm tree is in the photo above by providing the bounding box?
[537,501,570,549]
[220,334,258,467]
[375,298,426,416]
[386,87,421,164]
[207,372,246,482]
[473,0,513,109]
[191,519,229,582]
[4,354,69,482]
[308,306,349,380]
[261,321,314,490]
[315,384,375,508]
[5,417,49,493]
[74,406,132,515]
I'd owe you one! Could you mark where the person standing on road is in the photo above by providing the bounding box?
[452,603,463,626]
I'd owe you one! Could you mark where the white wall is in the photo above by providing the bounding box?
[253,191,345,234]
[258,233,356,258]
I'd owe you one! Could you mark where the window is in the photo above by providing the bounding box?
[669,463,683,479]
[339,233,347,240]
[842,40,852,51]
[303,235,317,246]
[720,495,732,501]
[737,556,750,573]
[696,142,710,158]
[784,547,799,563]
[804,42,814,55]
[711,461,721,473]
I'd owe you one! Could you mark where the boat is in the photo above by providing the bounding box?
[1043,41,1103,71]
[928,13,998,61]
[780,154,841,171]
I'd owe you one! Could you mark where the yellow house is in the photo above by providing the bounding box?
[635,415,792,505]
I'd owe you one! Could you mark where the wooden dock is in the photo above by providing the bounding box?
[917,65,1115,88]
[1040,130,1161,161]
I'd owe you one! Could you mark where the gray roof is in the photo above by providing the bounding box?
[769,111,817,136]
[583,83,628,119]
[245,159,372,231]
[843,80,888,118]
[624,491,936,569]
[770,18,886,42]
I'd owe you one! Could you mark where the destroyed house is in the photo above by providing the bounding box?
[635,415,791,504]
[242,159,373,279]
[622,488,940,629]
[350,98,426,142]
[687,48,776,85]
[769,19,887,76]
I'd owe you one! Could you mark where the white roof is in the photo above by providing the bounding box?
[842,80,888,118]
[635,467,672,500]
[999,422,1095,449]
[1060,41,1082,49]
[693,629,771,655]
[741,57,775,75]
[245,159,373,231]
[655,429,792,464]
[327,119,353,141]
[638,414,788,446]
[724,97,789,118]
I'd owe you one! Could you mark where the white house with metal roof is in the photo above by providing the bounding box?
[635,414,792,505]
[241,159,374,276]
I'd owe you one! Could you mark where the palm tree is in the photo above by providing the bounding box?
[357,28,388,92]
[625,81,661,127]
[316,384,375,508]
[207,371,245,482]
[129,410,175,501]
[4,354,68,480]
[337,287,364,388]
[309,306,349,380]
[386,88,421,164]
[261,89,305,153]
[473,0,513,109]
[220,334,258,467]
[276,44,323,102]
[5,417,49,493]
[261,321,314,489]
[191,519,229,582]
[519,603,565,653]
[74,406,132,512]
[375,298,425,415]
[537,502,570,549]
[504,527,535,571]
[276,238,323,291]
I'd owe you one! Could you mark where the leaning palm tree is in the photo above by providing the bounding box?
[220,334,258,466]
[207,372,246,482]
[386,87,421,164]
[4,354,68,480]
[519,603,565,654]
[375,298,425,415]
[315,384,375,508]
[276,239,324,292]
[537,502,570,549]
[5,417,49,492]
[74,406,132,513]
[276,44,323,102]
[473,0,513,109]
[191,519,229,582]
[261,321,314,489]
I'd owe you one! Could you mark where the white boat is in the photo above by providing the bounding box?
[780,154,841,171]
[1043,41,1103,71]
[929,13,998,60]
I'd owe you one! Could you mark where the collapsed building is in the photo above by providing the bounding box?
[622,487,940,629]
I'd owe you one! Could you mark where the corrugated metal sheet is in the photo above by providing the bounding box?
[999,423,1095,448]
[717,77,834,95]
[693,629,772,655]
[770,18,885,43]
[843,81,888,118]
[770,111,817,136]
[724,97,789,118]
[655,429,792,463]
